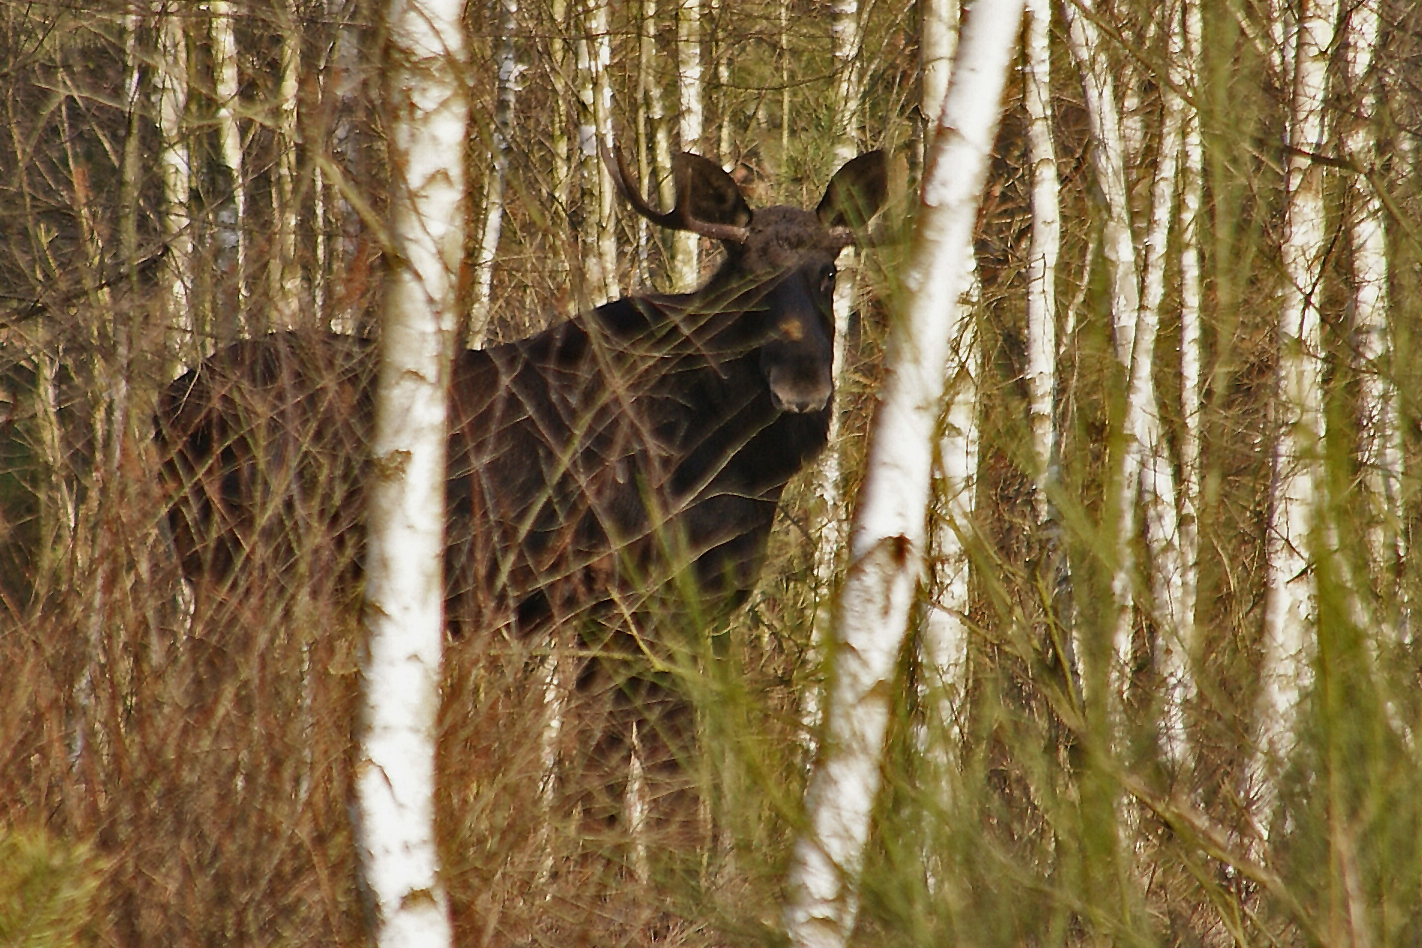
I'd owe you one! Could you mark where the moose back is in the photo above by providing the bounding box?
[157,149,888,637]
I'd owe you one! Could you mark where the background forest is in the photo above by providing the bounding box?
[3,0,1422,945]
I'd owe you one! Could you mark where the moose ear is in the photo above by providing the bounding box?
[817,150,890,230]
[672,153,754,229]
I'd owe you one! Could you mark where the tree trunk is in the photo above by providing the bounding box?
[270,0,304,328]
[1161,0,1204,764]
[919,0,974,764]
[1064,0,1147,695]
[208,0,247,335]
[1260,0,1335,787]
[919,0,958,144]
[320,0,370,335]
[156,2,194,347]
[782,1,1024,942]
[356,0,466,943]
[673,0,703,289]
[1344,0,1399,591]
[576,0,618,305]
[809,0,866,710]
[469,0,522,346]
[1022,0,1058,526]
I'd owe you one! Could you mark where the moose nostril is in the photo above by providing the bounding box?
[769,371,831,414]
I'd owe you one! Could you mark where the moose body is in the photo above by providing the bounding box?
[158,149,887,640]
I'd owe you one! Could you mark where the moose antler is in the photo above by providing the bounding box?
[601,142,751,244]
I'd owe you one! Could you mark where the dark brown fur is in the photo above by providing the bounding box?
[157,150,888,640]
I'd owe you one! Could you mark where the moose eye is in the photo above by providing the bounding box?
[820,264,837,295]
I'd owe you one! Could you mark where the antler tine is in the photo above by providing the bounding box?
[682,213,750,245]
[600,142,750,244]
[600,141,678,229]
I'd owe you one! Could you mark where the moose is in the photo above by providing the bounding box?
[158,147,888,644]
[157,145,887,840]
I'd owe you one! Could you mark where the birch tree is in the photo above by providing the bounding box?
[710,0,733,161]
[320,0,370,334]
[1169,0,1205,763]
[207,0,246,333]
[637,0,672,286]
[919,0,958,139]
[576,0,618,304]
[810,0,866,673]
[469,0,521,346]
[1135,0,1189,760]
[1022,0,1058,525]
[1064,0,1186,717]
[674,0,703,289]
[1260,0,1337,784]
[782,2,1024,943]
[918,0,975,753]
[355,0,466,943]
[156,2,193,343]
[270,0,303,328]
[1342,0,1399,593]
[1062,0,1143,692]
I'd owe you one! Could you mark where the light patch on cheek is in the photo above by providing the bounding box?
[778,318,805,342]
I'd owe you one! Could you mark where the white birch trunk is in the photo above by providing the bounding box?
[1022,0,1058,524]
[920,0,958,132]
[809,0,866,704]
[919,0,973,759]
[782,2,1024,942]
[1344,0,1400,584]
[647,0,674,210]
[922,297,978,746]
[1063,0,1145,684]
[156,3,193,343]
[674,0,703,289]
[591,3,618,301]
[576,0,618,305]
[636,0,666,286]
[469,0,522,346]
[711,0,734,161]
[1261,0,1336,784]
[1168,0,1206,763]
[323,0,367,334]
[208,1,246,329]
[356,1,466,944]
[549,0,573,290]
[271,0,303,328]
[1063,1,1139,368]
[1134,6,1189,760]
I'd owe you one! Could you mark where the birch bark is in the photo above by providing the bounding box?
[782,2,1024,943]
[1064,0,1145,689]
[356,1,466,944]
[576,0,618,304]
[1261,0,1336,784]
[1136,3,1189,760]
[156,3,193,344]
[271,0,303,328]
[208,1,246,332]
[590,2,618,300]
[810,0,866,687]
[674,0,703,289]
[1022,0,1058,529]
[919,0,974,753]
[1170,0,1206,763]
[321,0,369,334]
[920,0,958,132]
[1343,0,1399,587]
[469,0,521,346]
